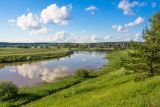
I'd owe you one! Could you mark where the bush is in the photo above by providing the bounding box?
[134,74,149,82]
[0,81,18,101]
[75,68,89,79]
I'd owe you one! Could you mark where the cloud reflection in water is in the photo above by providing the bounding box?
[17,63,70,82]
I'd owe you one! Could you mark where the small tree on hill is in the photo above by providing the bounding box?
[0,81,18,101]
[121,12,160,75]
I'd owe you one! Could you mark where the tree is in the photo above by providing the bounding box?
[0,81,18,101]
[121,12,160,75]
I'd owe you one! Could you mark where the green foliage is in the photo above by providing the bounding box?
[122,12,160,75]
[0,81,18,101]
[134,74,149,82]
[75,68,89,79]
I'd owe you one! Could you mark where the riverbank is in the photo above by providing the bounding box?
[0,47,114,63]
[0,48,73,63]
[0,50,123,107]
[23,50,160,107]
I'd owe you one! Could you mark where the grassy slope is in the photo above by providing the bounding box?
[0,76,84,107]
[22,51,160,107]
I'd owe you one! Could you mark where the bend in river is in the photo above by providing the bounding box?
[0,51,108,87]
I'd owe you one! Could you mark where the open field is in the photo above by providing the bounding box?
[0,48,73,63]
[0,50,160,107]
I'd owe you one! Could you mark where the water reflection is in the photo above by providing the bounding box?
[0,51,108,87]
[17,64,70,82]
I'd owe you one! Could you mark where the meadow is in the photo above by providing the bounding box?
[0,50,160,107]
[0,47,73,63]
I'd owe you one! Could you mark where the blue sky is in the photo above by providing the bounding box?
[0,0,159,43]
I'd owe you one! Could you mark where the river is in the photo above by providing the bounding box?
[0,51,108,87]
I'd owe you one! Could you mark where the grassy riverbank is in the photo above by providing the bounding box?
[0,50,160,107]
[0,48,73,63]
[23,51,160,107]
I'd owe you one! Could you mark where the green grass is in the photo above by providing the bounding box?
[0,47,58,56]
[0,76,84,107]
[0,48,73,63]
[1,50,160,107]
[22,50,160,107]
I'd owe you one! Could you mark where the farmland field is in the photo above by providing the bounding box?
[0,47,73,63]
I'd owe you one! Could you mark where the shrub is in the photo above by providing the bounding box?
[75,68,89,79]
[134,74,149,82]
[0,81,18,101]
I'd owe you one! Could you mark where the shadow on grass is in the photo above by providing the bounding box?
[16,93,41,101]
[8,79,83,107]
[134,73,159,82]
[88,75,98,79]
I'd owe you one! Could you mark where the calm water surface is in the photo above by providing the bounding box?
[0,51,108,87]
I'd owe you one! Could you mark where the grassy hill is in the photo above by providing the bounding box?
[0,50,160,107]
[22,51,160,107]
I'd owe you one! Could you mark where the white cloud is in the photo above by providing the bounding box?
[85,5,97,14]
[12,4,71,35]
[90,35,98,42]
[52,31,68,42]
[104,35,113,42]
[112,24,128,32]
[8,19,15,23]
[104,35,112,40]
[133,33,142,41]
[50,31,100,43]
[112,17,144,33]
[1,30,143,43]
[30,27,49,35]
[16,13,40,30]
[8,19,16,26]
[16,12,48,35]
[85,5,97,11]
[40,4,71,25]
[49,32,117,43]
[125,17,144,27]
[120,33,143,42]
[118,0,145,15]
[152,2,157,8]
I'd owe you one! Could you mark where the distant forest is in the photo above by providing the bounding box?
[0,42,133,49]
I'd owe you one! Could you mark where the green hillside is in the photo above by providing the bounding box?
[19,51,160,107]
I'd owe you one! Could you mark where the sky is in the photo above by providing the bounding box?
[0,0,159,43]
